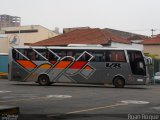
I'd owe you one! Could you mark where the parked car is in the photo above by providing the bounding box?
[154,72,160,83]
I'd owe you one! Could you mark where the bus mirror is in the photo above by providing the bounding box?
[145,56,152,65]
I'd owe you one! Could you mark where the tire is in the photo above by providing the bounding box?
[113,77,125,88]
[38,75,50,86]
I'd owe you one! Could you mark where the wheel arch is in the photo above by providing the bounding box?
[37,73,50,82]
[112,74,126,85]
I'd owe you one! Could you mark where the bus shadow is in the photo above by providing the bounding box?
[11,83,149,90]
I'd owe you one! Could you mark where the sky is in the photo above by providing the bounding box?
[1,0,160,36]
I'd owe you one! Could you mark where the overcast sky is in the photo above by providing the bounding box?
[1,0,160,36]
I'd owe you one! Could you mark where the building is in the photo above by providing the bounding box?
[127,35,148,43]
[0,14,21,28]
[142,36,160,59]
[0,25,58,53]
[104,28,148,39]
[142,36,160,74]
[31,28,143,50]
[104,28,149,44]
[63,27,90,33]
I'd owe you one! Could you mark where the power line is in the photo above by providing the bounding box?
[124,29,160,32]
[151,29,156,37]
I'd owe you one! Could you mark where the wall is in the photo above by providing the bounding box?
[0,25,58,53]
[0,54,8,73]
[0,37,9,53]
[143,45,160,59]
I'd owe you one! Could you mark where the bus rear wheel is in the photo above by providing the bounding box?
[113,77,125,88]
[38,75,50,86]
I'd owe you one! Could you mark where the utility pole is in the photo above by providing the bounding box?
[151,29,156,38]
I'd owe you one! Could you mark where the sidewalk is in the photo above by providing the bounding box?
[0,72,8,79]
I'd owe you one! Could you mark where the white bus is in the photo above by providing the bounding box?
[9,45,150,88]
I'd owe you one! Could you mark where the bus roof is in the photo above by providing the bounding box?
[12,46,142,51]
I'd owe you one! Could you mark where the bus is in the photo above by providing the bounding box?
[0,53,8,77]
[9,45,150,88]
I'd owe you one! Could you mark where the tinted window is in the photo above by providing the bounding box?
[12,49,26,60]
[52,49,73,61]
[12,49,46,61]
[90,51,105,62]
[36,49,56,61]
[127,50,143,62]
[127,50,146,75]
[24,49,46,61]
[105,50,126,62]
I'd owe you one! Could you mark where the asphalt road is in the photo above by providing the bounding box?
[0,79,160,120]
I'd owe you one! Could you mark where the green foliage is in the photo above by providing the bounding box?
[144,53,158,59]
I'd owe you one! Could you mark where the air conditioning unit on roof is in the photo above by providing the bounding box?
[67,44,103,47]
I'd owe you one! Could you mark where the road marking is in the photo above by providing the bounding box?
[0,90,12,93]
[47,95,72,98]
[0,94,72,103]
[0,97,50,103]
[48,100,150,117]
[66,103,127,114]
[48,103,128,117]
[120,100,150,104]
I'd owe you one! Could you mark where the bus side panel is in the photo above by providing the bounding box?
[49,62,132,84]
[25,61,52,82]
[11,61,30,81]
[106,62,147,85]
[88,62,131,84]
[81,62,110,84]
[130,75,148,85]
[51,62,110,84]
[108,62,132,84]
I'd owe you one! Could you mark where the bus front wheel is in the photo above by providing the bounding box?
[113,77,125,88]
[38,75,50,86]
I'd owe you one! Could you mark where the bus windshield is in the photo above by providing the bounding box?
[127,50,146,76]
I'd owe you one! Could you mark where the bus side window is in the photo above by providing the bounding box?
[115,51,126,62]
[27,49,34,60]
[12,49,18,60]
[36,49,48,60]
[65,50,74,61]
[105,51,111,62]
[105,50,126,62]
[91,51,105,62]
[67,51,73,57]
[12,49,28,60]
[48,49,60,61]
[17,49,27,60]
[75,52,81,60]
[25,49,46,61]
[74,51,90,61]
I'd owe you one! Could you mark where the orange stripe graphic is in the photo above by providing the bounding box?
[39,64,52,69]
[55,61,72,69]
[16,60,36,69]
[84,65,92,70]
[69,61,87,69]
